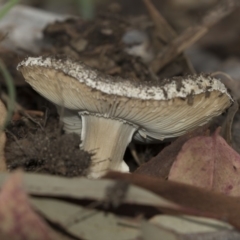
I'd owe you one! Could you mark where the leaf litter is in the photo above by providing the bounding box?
[0,171,184,240]
[1,0,240,239]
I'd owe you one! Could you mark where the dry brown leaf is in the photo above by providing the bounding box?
[105,171,240,230]
[0,171,63,240]
[135,125,209,179]
[31,197,140,240]
[169,128,240,196]
[142,0,195,76]
[0,171,186,239]
[142,0,176,43]
[141,218,240,240]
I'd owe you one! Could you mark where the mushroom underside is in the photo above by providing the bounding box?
[20,66,231,139]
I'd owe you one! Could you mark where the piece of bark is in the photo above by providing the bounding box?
[143,0,195,75]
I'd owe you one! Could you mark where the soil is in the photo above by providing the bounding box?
[5,105,91,177]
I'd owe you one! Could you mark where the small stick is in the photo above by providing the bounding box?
[150,0,240,73]
[23,110,44,118]
[143,0,195,74]
[20,110,44,131]
[143,0,176,43]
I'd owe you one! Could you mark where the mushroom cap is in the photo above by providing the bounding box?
[17,56,233,141]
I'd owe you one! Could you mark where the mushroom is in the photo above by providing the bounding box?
[17,56,233,178]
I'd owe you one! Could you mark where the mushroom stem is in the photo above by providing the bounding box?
[80,114,137,178]
[56,106,82,135]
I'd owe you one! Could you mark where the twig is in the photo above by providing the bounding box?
[1,92,44,131]
[150,0,240,73]
[20,110,45,131]
[143,0,176,43]
[143,0,195,74]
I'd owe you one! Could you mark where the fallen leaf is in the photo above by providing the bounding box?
[135,125,209,179]
[20,173,182,213]
[105,171,240,230]
[150,215,232,234]
[2,171,240,238]
[141,219,240,240]
[31,197,140,240]
[0,171,65,240]
[141,220,181,240]
[169,128,240,196]
[0,172,183,239]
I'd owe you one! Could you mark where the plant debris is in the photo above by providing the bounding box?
[5,114,91,177]
[1,0,240,239]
